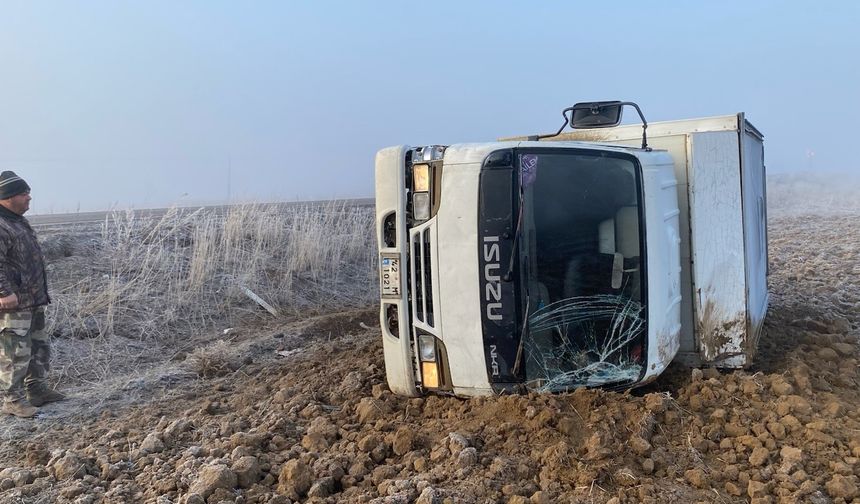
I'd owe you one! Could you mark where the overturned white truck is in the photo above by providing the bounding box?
[375,101,767,397]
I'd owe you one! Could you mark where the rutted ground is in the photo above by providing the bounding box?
[1,211,859,503]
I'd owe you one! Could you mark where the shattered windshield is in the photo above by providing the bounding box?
[516,150,646,391]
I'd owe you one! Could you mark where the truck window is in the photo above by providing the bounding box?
[518,151,647,391]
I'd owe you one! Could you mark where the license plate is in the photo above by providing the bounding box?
[380,256,401,297]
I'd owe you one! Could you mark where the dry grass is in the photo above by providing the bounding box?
[185,340,239,377]
[43,202,377,346]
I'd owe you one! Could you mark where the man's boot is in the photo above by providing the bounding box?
[1,398,38,418]
[27,385,66,407]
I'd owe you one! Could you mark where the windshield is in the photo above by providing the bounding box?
[516,150,647,391]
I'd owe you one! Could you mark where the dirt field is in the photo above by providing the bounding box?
[1,174,859,504]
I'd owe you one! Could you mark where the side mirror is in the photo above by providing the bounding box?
[530,100,649,149]
[570,101,624,129]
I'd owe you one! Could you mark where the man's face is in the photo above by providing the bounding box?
[3,192,31,215]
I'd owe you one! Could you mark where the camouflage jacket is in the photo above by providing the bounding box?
[0,206,50,310]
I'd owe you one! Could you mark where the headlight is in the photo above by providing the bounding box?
[418,334,436,362]
[413,192,430,221]
[413,164,430,192]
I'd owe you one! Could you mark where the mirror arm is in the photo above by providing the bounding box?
[528,107,573,141]
[618,101,649,150]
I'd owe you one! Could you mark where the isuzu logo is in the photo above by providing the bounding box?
[483,236,502,321]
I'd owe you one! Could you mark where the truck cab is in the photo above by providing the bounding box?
[376,102,766,397]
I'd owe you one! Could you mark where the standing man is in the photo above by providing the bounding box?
[0,171,64,418]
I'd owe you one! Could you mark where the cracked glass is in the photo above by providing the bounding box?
[513,151,647,390]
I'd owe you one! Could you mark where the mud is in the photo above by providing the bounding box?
[1,205,859,503]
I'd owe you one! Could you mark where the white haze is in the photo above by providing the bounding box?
[1,2,858,214]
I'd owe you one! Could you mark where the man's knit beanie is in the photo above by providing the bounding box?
[0,171,30,200]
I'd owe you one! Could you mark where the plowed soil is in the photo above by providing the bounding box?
[2,195,859,503]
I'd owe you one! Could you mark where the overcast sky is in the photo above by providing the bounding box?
[1,1,858,214]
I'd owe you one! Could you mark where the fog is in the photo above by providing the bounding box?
[1,2,858,214]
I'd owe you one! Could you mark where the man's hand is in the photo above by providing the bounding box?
[0,293,18,310]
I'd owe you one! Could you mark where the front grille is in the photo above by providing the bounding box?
[410,227,436,327]
[413,238,424,322]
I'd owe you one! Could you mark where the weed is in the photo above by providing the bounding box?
[43,202,377,344]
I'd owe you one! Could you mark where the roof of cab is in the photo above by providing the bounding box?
[442,140,660,166]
